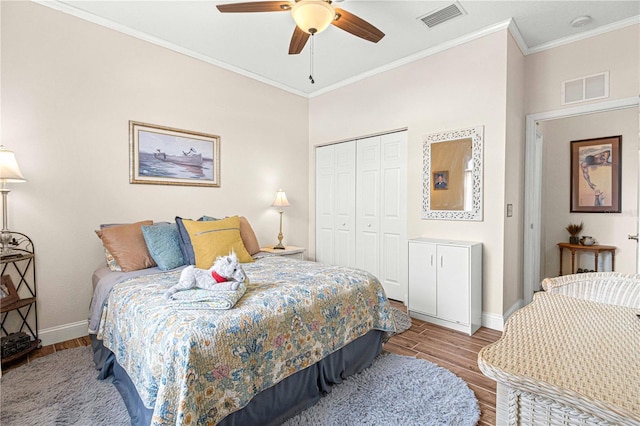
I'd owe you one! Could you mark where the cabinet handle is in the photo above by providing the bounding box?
[440,256,443,268]
[430,254,433,266]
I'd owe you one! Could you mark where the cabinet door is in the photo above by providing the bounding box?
[436,245,470,324]
[408,241,437,315]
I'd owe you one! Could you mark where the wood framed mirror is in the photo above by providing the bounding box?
[422,126,483,221]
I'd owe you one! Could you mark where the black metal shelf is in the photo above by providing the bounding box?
[1,232,39,365]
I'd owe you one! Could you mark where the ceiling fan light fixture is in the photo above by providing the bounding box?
[291,0,335,35]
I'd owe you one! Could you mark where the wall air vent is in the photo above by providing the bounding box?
[561,72,609,105]
[419,2,467,29]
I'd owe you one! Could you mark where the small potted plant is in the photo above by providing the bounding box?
[565,222,583,244]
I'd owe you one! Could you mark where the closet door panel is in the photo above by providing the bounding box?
[334,142,356,267]
[379,132,408,301]
[315,145,335,265]
[356,136,381,275]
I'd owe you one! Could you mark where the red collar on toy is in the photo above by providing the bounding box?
[211,271,227,283]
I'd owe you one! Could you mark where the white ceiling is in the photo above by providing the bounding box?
[41,1,639,96]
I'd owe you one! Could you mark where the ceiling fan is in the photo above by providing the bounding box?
[216,0,385,55]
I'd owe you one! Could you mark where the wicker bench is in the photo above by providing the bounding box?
[478,273,640,425]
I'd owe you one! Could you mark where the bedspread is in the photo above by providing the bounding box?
[97,256,395,425]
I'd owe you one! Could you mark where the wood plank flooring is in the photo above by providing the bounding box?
[3,302,502,425]
[384,300,502,425]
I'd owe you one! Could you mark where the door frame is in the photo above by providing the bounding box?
[523,96,639,305]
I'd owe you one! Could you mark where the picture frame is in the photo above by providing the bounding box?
[422,126,483,221]
[130,121,221,187]
[0,275,19,307]
[570,135,621,213]
[433,171,449,190]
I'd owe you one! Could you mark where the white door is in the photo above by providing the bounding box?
[637,149,640,272]
[315,142,356,267]
[356,132,407,301]
[356,136,381,278]
[334,141,356,267]
[315,145,335,265]
[437,244,470,324]
[379,132,408,302]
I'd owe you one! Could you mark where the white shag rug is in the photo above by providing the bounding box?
[1,345,479,426]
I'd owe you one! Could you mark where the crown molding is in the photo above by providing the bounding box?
[30,1,640,99]
[309,19,513,97]
[526,15,639,55]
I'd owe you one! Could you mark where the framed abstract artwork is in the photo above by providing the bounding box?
[570,135,621,213]
[130,121,221,187]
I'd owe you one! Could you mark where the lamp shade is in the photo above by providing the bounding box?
[271,189,290,208]
[291,0,335,34]
[0,146,26,183]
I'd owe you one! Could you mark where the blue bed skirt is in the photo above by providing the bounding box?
[92,330,384,425]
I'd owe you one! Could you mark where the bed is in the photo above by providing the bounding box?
[89,228,396,426]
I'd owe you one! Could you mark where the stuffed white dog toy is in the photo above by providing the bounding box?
[164,251,247,299]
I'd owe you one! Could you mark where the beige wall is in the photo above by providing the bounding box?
[309,30,513,322]
[1,2,309,344]
[542,108,638,277]
[526,24,639,113]
[526,23,639,282]
[503,33,526,312]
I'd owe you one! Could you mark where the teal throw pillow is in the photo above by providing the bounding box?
[141,223,185,270]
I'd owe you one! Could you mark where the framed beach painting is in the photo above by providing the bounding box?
[570,135,621,213]
[129,121,221,187]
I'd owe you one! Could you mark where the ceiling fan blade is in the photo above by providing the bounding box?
[216,1,293,13]
[332,8,385,43]
[289,26,310,55]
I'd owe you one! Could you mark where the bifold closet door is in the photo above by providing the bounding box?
[315,141,356,267]
[356,132,407,302]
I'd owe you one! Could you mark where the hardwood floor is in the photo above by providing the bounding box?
[383,300,502,426]
[3,303,501,425]
[2,335,92,373]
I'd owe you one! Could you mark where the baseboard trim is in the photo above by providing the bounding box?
[481,312,505,332]
[39,320,88,347]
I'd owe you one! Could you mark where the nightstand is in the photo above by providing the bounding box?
[260,246,306,260]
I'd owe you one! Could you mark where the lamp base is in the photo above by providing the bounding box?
[273,242,285,250]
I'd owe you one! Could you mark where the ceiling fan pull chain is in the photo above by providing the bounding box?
[309,34,315,84]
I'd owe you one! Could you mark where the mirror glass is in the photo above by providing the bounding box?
[422,126,483,220]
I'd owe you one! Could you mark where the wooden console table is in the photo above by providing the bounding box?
[557,242,616,276]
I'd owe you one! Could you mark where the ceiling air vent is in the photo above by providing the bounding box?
[419,2,467,29]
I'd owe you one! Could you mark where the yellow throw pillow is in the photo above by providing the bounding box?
[182,215,254,268]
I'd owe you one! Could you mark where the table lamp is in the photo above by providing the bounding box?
[271,189,290,249]
[0,146,27,256]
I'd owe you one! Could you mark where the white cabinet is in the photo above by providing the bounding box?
[316,131,407,302]
[408,238,482,335]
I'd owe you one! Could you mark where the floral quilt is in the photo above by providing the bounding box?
[97,256,396,425]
